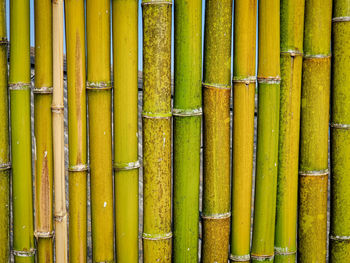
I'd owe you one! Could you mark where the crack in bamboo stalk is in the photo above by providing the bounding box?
[32,86,53,94]
[229,253,250,261]
[142,232,173,240]
[113,160,141,171]
[330,122,350,129]
[332,16,350,22]
[8,82,31,90]
[12,248,36,257]
[202,82,231,90]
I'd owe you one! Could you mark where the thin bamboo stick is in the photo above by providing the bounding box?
[52,0,68,261]
[0,0,9,260]
[330,0,350,261]
[9,0,35,261]
[142,0,172,262]
[298,0,332,261]
[230,0,256,262]
[251,0,280,261]
[202,0,232,262]
[274,0,304,262]
[86,0,114,262]
[64,0,88,261]
[112,0,139,262]
[173,0,202,262]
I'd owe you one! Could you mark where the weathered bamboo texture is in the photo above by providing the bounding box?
[202,0,232,262]
[113,0,139,262]
[65,0,87,261]
[9,0,35,261]
[251,0,280,262]
[142,0,172,262]
[297,0,332,261]
[330,0,350,261]
[0,0,9,261]
[52,0,68,262]
[173,0,202,262]
[230,0,256,262]
[274,0,305,262]
[86,1,114,262]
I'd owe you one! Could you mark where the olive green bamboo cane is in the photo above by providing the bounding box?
[297,0,332,262]
[230,0,256,262]
[9,0,35,261]
[251,0,280,262]
[65,0,88,261]
[202,0,232,262]
[330,0,350,261]
[274,1,304,262]
[0,0,9,261]
[173,0,202,262]
[112,0,139,262]
[52,0,68,261]
[142,0,172,262]
[86,1,114,262]
[34,0,54,261]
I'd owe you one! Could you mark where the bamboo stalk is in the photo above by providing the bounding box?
[64,0,88,261]
[173,0,202,262]
[9,0,35,261]
[142,0,172,262]
[297,0,332,261]
[112,0,139,262]
[251,0,280,261]
[0,0,9,260]
[230,0,256,262]
[52,0,68,261]
[274,0,305,262]
[202,0,232,262]
[330,0,350,261]
[86,1,114,262]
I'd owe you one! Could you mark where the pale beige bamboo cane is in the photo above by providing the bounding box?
[52,0,68,261]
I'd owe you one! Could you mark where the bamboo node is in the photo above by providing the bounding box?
[51,105,64,113]
[141,1,172,6]
[229,253,250,261]
[8,82,31,91]
[232,76,256,84]
[86,81,112,90]
[54,212,68,222]
[68,164,89,172]
[0,162,11,171]
[250,254,274,261]
[299,169,329,177]
[0,37,8,45]
[173,107,202,117]
[274,247,296,255]
[34,230,54,239]
[33,86,53,94]
[201,212,231,219]
[114,160,141,171]
[142,111,172,119]
[142,232,172,240]
[281,50,303,57]
[303,54,331,59]
[257,76,281,84]
[330,122,350,130]
[330,235,350,241]
[332,16,350,22]
[202,82,231,90]
[12,248,36,257]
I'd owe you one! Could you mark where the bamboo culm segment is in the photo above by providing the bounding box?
[113,1,139,262]
[330,0,350,261]
[297,0,332,261]
[173,0,202,262]
[10,0,34,261]
[142,1,172,262]
[202,0,232,262]
[251,0,280,261]
[230,0,256,261]
[65,0,88,261]
[275,0,305,262]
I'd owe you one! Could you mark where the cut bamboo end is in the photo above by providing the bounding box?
[12,248,36,257]
[232,76,256,84]
[331,122,350,129]
[0,162,11,171]
[8,82,31,91]
[257,76,281,84]
[280,50,303,57]
[114,160,141,171]
[172,108,202,117]
[33,86,53,94]
[229,253,250,262]
[68,164,89,172]
[34,231,55,239]
[332,16,350,22]
[298,169,329,177]
[86,81,112,90]
[202,82,231,90]
[142,112,172,119]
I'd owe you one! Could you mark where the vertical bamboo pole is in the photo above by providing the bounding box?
[173,0,202,262]
[86,1,114,262]
[330,0,350,261]
[202,0,232,262]
[274,0,304,262]
[230,0,256,262]
[142,0,172,262]
[0,0,9,260]
[112,0,139,262]
[251,0,280,262]
[298,0,332,261]
[9,0,35,261]
[65,0,88,261]
[34,0,54,261]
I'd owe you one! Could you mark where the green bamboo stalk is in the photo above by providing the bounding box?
[112,0,139,262]
[0,0,9,261]
[274,0,304,262]
[142,0,172,262]
[251,0,280,261]
[330,0,350,261]
[202,0,232,262]
[86,1,114,262]
[230,0,256,262]
[298,0,332,261]
[9,0,35,261]
[173,0,202,262]
[65,0,88,261]
[34,0,54,261]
